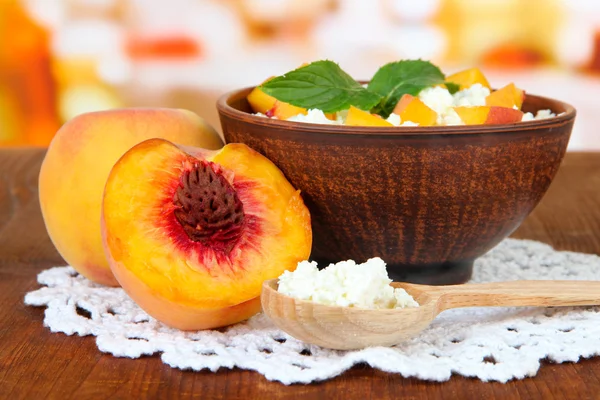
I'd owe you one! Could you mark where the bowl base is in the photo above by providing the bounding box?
[387,260,474,285]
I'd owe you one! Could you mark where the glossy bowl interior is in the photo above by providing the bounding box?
[217,88,576,284]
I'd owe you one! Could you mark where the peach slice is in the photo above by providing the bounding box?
[265,101,336,121]
[485,107,524,125]
[392,93,415,114]
[39,108,224,286]
[247,77,277,115]
[393,94,437,126]
[454,106,488,125]
[446,67,491,90]
[345,106,393,127]
[486,83,525,109]
[454,106,523,125]
[101,139,312,330]
[266,100,308,120]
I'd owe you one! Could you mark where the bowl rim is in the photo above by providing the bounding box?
[217,86,577,136]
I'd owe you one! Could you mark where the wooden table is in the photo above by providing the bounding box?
[1,148,600,399]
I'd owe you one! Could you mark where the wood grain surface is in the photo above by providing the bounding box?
[1,148,600,399]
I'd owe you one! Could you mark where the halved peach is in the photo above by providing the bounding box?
[393,94,437,126]
[446,67,491,90]
[345,106,393,127]
[486,83,525,109]
[454,106,523,125]
[102,139,312,330]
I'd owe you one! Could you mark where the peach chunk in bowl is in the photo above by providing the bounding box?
[217,89,576,285]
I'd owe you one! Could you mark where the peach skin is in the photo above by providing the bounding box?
[485,107,524,125]
[454,106,523,125]
[39,108,224,286]
[101,139,312,330]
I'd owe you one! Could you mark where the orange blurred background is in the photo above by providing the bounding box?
[1,0,599,149]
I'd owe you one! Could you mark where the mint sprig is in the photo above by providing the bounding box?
[260,61,382,113]
[367,60,446,118]
[258,59,461,118]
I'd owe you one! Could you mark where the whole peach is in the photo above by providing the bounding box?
[39,108,223,286]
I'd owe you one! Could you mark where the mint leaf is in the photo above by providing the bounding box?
[368,60,446,118]
[260,61,382,113]
[445,82,460,94]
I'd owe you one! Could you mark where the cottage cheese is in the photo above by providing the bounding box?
[521,109,557,122]
[386,113,419,127]
[277,257,419,309]
[287,109,341,125]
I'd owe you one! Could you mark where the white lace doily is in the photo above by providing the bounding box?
[24,238,600,385]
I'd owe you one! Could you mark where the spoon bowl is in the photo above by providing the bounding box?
[261,279,600,350]
[261,279,437,349]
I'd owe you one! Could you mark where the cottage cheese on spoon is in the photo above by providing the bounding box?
[277,257,419,309]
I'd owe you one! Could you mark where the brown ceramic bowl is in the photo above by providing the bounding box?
[217,88,576,285]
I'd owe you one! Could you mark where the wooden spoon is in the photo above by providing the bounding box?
[261,279,600,350]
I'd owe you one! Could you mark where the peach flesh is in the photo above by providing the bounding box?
[394,94,437,126]
[446,67,491,90]
[110,236,263,331]
[345,106,393,127]
[247,86,277,115]
[486,83,525,109]
[454,106,523,125]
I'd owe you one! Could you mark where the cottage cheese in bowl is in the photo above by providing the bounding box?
[266,84,556,126]
[277,257,419,309]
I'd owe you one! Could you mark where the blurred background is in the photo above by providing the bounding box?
[1,0,599,149]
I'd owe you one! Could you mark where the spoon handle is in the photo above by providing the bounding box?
[424,280,600,312]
